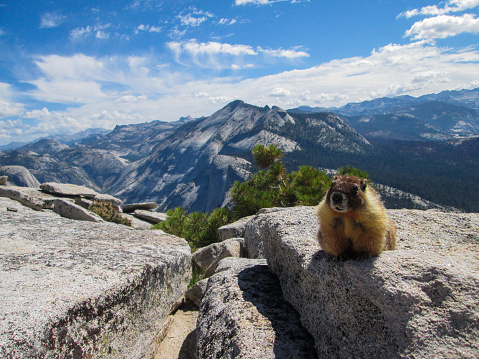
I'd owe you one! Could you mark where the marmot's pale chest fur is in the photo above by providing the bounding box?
[316,175,397,258]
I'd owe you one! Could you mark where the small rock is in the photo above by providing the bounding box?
[6,207,18,212]
[217,215,255,241]
[134,209,168,224]
[74,197,94,209]
[53,198,103,222]
[0,176,7,185]
[122,202,158,213]
[185,278,209,307]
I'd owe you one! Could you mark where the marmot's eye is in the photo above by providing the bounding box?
[352,185,359,195]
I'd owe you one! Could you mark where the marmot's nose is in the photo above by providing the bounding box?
[332,192,344,203]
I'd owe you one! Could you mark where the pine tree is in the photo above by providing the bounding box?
[252,143,283,169]
[230,144,331,218]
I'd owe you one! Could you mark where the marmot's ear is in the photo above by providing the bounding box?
[360,179,368,191]
[334,175,340,181]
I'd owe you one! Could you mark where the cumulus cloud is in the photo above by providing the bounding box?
[399,0,479,40]
[405,14,479,40]
[0,119,25,139]
[398,0,479,18]
[270,87,292,97]
[39,12,66,29]
[0,100,24,119]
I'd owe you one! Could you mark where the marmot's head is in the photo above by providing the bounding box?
[326,175,368,213]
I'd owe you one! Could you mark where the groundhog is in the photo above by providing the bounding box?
[316,175,397,259]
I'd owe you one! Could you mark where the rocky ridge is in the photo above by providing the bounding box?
[0,172,168,228]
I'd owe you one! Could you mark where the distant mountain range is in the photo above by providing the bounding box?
[1,87,479,212]
[290,87,479,140]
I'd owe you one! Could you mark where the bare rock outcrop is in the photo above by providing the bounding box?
[0,165,41,188]
[0,197,191,359]
[196,257,318,359]
[249,206,479,359]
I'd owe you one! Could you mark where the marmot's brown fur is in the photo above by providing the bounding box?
[316,175,397,258]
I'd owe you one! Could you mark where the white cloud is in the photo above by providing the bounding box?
[39,13,66,29]
[177,13,208,27]
[270,87,292,97]
[235,0,281,5]
[259,47,310,58]
[70,24,112,41]
[181,41,257,56]
[0,82,15,99]
[176,8,214,27]
[405,14,479,39]
[136,24,162,33]
[398,0,479,18]
[0,100,24,119]
[114,92,148,102]
[28,54,108,103]
[218,18,237,25]
[70,26,93,40]
[168,40,258,68]
[0,83,25,119]
[0,119,25,139]
[96,31,110,39]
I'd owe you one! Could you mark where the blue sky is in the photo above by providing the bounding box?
[1,0,479,145]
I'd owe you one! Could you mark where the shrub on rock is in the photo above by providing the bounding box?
[88,201,132,227]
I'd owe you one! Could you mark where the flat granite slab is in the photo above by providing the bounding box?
[0,197,191,359]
